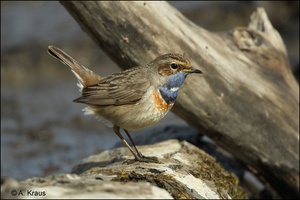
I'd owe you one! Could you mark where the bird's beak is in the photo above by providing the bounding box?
[183,67,202,74]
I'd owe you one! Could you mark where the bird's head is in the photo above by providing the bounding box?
[147,53,202,104]
[153,53,202,77]
[148,53,202,87]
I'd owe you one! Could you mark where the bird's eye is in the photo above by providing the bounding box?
[170,63,178,70]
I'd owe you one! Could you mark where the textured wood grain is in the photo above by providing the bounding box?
[60,1,299,198]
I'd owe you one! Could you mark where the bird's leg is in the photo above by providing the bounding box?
[112,126,160,163]
[124,129,144,158]
[124,129,160,163]
[113,125,141,160]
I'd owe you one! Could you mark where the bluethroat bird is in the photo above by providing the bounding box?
[48,46,202,162]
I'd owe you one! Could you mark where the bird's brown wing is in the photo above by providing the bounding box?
[74,67,150,106]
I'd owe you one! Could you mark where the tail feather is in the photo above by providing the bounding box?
[48,46,102,90]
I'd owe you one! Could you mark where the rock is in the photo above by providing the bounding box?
[1,139,246,199]
[1,174,171,199]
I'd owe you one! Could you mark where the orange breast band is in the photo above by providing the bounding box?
[152,90,174,112]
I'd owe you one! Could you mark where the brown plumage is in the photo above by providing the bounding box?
[48,45,202,162]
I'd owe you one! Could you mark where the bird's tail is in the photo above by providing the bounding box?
[48,45,102,91]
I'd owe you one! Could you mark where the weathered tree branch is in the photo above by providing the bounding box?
[59,1,299,198]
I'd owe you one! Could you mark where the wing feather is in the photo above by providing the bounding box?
[74,67,150,106]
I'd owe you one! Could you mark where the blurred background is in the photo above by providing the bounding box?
[1,1,299,182]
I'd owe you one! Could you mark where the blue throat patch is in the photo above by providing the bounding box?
[159,72,188,104]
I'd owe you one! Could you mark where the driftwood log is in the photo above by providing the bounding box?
[60,1,299,198]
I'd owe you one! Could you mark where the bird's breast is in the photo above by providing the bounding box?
[152,89,174,112]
